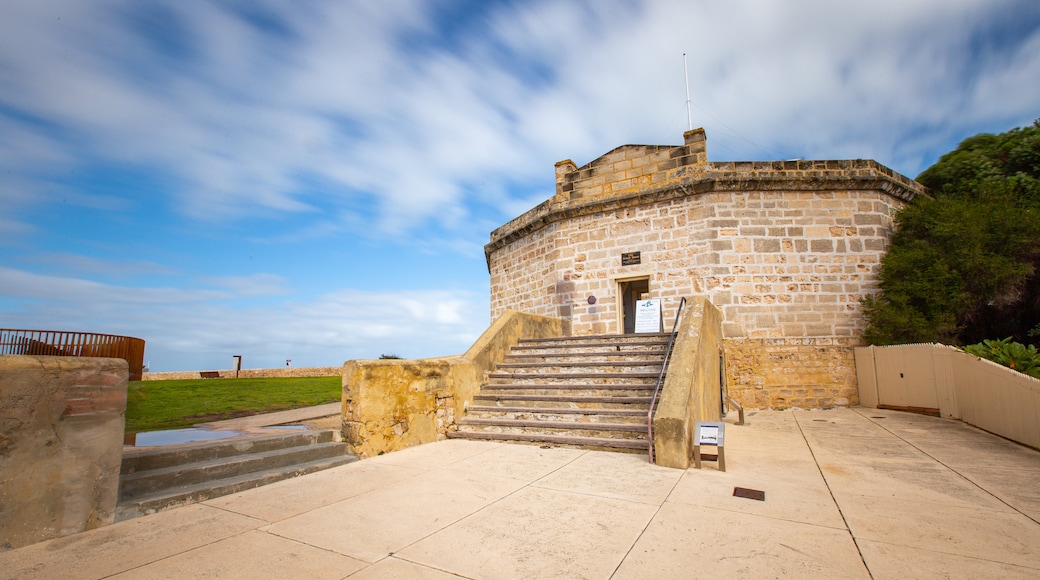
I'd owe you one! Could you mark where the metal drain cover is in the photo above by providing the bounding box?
[733,487,765,501]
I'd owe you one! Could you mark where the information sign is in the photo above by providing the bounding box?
[693,421,726,471]
[634,299,662,333]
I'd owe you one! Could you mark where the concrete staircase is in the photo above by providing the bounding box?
[448,333,670,452]
[117,430,357,521]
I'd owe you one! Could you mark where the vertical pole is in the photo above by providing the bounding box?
[683,53,693,131]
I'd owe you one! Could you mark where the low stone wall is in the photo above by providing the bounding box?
[652,297,724,469]
[724,337,860,409]
[0,355,128,550]
[142,366,341,381]
[342,310,563,458]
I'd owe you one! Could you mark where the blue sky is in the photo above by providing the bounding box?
[1,0,1038,372]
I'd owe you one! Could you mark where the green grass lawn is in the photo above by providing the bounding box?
[125,376,341,433]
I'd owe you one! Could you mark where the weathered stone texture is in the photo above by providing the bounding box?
[724,338,860,410]
[0,355,128,550]
[342,311,562,458]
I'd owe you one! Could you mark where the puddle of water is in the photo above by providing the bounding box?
[125,428,244,447]
[263,424,310,431]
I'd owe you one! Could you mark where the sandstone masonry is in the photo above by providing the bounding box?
[486,129,926,409]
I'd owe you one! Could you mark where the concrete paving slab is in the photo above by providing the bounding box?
[950,465,1040,519]
[205,461,422,522]
[532,449,683,505]
[109,530,366,579]
[346,557,466,579]
[858,538,1040,580]
[4,408,1040,579]
[667,467,847,529]
[836,495,1040,569]
[364,438,501,471]
[815,458,1011,510]
[613,502,870,579]
[0,504,263,580]
[717,446,825,482]
[266,466,526,563]
[396,485,659,580]
[440,440,585,482]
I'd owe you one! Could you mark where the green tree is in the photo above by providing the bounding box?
[863,120,1040,346]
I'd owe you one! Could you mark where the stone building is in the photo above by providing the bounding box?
[485,129,926,409]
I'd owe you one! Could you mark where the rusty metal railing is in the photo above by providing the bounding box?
[647,296,685,464]
[0,328,146,381]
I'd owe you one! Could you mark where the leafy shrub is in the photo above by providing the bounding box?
[962,338,1040,379]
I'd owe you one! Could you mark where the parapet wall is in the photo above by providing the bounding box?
[0,355,128,550]
[652,297,724,468]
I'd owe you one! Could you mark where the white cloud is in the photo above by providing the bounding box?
[0,264,486,371]
[1,0,1037,371]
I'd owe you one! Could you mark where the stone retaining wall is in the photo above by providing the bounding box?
[725,337,860,409]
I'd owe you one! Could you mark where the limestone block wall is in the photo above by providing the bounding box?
[490,189,905,340]
[486,129,925,410]
[0,355,128,550]
[342,310,562,458]
[726,337,860,409]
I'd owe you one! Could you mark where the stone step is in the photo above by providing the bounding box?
[515,334,669,347]
[121,430,338,474]
[481,382,655,391]
[508,344,668,356]
[486,371,660,381]
[458,417,645,437]
[466,333,668,454]
[472,394,652,410]
[115,453,358,522]
[117,429,357,521]
[503,349,665,363]
[494,361,665,371]
[466,406,648,424]
[446,430,648,452]
[119,440,351,501]
[479,389,654,401]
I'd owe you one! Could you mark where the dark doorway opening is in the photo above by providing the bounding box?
[619,278,650,334]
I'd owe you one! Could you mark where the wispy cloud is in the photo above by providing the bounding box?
[1,0,1037,370]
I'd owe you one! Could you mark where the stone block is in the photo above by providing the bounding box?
[0,355,128,550]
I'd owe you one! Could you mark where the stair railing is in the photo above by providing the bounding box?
[647,296,686,464]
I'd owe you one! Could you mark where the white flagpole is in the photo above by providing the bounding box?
[683,53,693,131]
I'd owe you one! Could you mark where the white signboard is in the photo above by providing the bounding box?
[634,299,662,333]
[695,422,726,446]
[698,425,720,445]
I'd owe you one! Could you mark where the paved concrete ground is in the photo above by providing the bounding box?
[3,407,1039,579]
[198,402,342,433]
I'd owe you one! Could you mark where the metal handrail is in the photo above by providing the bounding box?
[647,296,686,464]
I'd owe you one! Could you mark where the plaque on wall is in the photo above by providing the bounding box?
[621,251,641,266]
